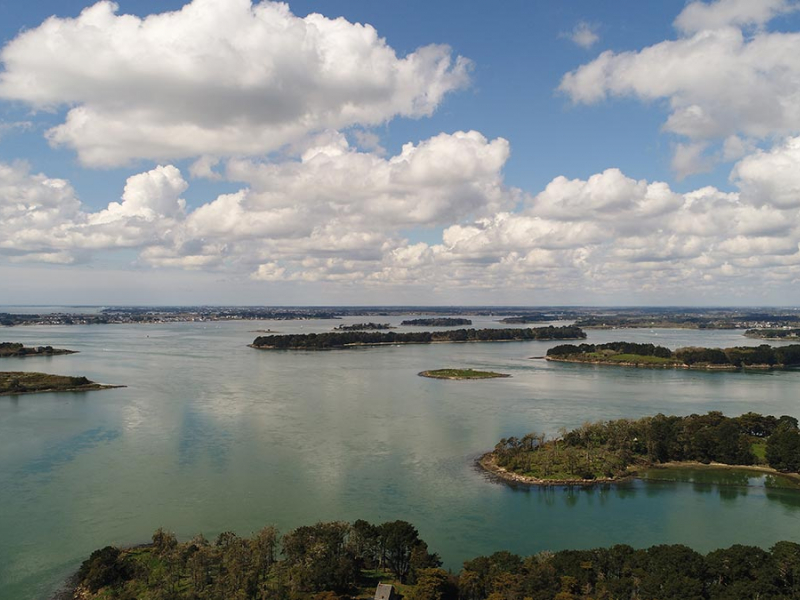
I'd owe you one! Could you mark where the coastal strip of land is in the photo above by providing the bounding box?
[0,342,76,358]
[250,325,585,350]
[0,372,124,396]
[545,341,800,370]
[419,369,510,380]
[480,411,800,487]
[745,328,800,340]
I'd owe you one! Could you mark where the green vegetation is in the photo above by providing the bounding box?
[498,314,554,324]
[546,342,800,370]
[0,342,76,357]
[73,520,440,599]
[486,412,800,483]
[400,318,473,326]
[575,312,800,329]
[418,369,510,380]
[0,371,119,395]
[74,522,800,600]
[746,328,800,339]
[335,323,394,331]
[252,326,585,350]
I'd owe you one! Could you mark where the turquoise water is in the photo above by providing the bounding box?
[1,318,799,599]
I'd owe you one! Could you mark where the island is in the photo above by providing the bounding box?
[400,317,473,326]
[545,341,800,370]
[250,325,585,350]
[0,342,76,357]
[745,328,800,340]
[419,368,510,380]
[69,517,800,600]
[481,411,800,486]
[498,314,556,324]
[0,371,123,396]
[334,322,394,331]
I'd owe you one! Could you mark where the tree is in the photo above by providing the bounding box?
[766,429,800,472]
[379,520,424,583]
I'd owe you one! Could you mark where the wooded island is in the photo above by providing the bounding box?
[545,342,800,370]
[400,318,473,326]
[251,326,585,350]
[482,411,800,485]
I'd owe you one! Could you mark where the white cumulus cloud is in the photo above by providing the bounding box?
[0,0,471,167]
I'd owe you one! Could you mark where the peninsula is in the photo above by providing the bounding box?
[0,371,123,396]
[0,342,76,357]
[481,411,800,486]
[400,317,472,326]
[250,325,585,350]
[419,368,510,380]
[545,342,800,370]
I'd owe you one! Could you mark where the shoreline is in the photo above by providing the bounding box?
[0,384,126,397]
[478,453,800,487]
[545,356,790,371]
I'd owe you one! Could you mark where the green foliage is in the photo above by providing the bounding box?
[491,411,800,481]
[0,371,98,395]
[74,526,800,600]
[77,546,135,593]
[400,318,473,326]
[766,428,800,472]
[253,326,585,349]
[547,342,800,369]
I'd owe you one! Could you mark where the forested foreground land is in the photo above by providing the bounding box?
[251,326,585,350]
[0,342,76,357]
[486,412,800,484]
[0,372,121,395]
[70,519,800,600]
[546,342,800,370]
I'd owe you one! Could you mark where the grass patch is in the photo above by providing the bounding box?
[752,441,767,462]
[419,368,510,380]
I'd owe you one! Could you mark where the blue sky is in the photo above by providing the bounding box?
[2,0,800,305]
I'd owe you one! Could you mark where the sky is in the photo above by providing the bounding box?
[2,0,800,306]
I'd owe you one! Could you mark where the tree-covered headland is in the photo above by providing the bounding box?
[486,412,800,483]
[252,326,585,350]
[546,342,800,370]
[73,519,800,600]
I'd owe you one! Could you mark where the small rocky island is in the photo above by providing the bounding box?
[0,342,76,357]
[481,411,800,486]
[419,368,510,380]
[545,342,800,370]
[400,317,473,326]
[250,325,585,350]
[0,371,123,396]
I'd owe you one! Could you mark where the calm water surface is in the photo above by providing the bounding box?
[1,318,800,599]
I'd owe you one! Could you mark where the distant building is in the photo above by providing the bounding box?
[374,583,396,600]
